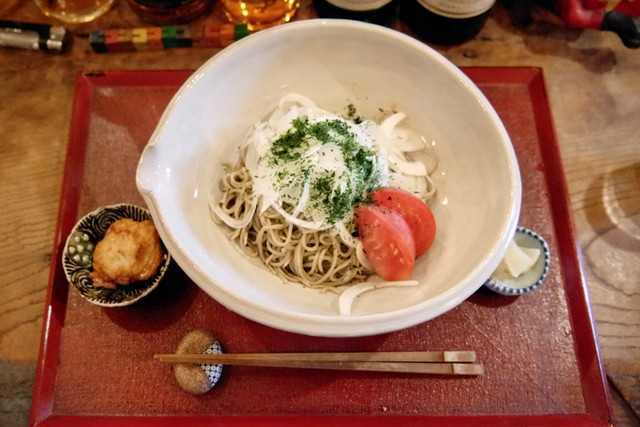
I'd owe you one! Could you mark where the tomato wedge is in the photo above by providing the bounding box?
[354,204,415,281]
[372,188,436,257]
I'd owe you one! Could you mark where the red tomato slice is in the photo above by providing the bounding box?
[372,188,436,257]
[355,204,415,281]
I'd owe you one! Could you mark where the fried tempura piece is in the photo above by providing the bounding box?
[89,218,164,289]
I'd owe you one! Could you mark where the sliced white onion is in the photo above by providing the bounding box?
[409,149,438,175]
[392,130,427,152]
[334,222,358,248]
[303,141,323,157]
[388,155,428,176]
[355,241,371,270]
[279,93,318,110]
[244,144,259,172]
[391,174,431,201]
[380,112,406,136]
[338,279,420,316]
[210,194,258,229]
[271,202,327,231]
[338,283,375,316]
[291,177,311,217]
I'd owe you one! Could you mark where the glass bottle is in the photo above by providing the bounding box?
[313,0,399,26]
[400,0,495,45]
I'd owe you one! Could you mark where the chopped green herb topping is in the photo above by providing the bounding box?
[269,118,311,163]
[262,116,383,226]
[345,104,363,124]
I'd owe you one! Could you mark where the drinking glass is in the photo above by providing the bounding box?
[220,0,299,30]
[35,0,118,24]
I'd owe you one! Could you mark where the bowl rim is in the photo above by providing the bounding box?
[137,19,522,336]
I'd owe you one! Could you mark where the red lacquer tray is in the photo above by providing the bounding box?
[30,68,614,426]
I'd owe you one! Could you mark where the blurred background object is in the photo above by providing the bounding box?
[0,0,24,17]
[312,0,398,26]
[220,0,300,29]
[34,0,118,24]
[503,0,640,48]
[127,0,216,25]
[400,0,495,45]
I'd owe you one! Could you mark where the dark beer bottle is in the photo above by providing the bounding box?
[400,0,495,45]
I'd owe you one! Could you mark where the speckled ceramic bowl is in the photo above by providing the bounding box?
[62,203,171,307]
[484,227,551,296]
[137,20,521,336]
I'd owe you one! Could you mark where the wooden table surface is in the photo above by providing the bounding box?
[1,0,638,426]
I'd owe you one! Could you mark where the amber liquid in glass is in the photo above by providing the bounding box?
[221,0,300,30]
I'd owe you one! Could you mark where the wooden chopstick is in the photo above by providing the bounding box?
[155,350,476,363]
[154,351,483,375]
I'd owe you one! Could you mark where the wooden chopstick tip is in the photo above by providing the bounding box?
[453,363,484,376]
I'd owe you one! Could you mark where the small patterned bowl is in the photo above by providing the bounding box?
[62,204,171,307]
[484,226,551,296]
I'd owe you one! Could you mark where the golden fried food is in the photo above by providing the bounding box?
[89,218,164,289]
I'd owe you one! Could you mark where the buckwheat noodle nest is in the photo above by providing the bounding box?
[209,94,436,295]
[211,159,372,293]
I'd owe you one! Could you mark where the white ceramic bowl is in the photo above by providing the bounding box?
[136,20,521,337]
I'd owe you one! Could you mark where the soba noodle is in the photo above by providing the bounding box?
[210,94,436,294]
[211,160,371,293]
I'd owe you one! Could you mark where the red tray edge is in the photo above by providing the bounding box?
[29,68,613,427]
[463,66,614,426]
[33,413,610,427]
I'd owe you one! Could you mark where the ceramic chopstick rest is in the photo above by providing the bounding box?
[172,330,223,394]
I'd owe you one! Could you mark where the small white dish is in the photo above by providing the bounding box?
[484,227,550,296]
